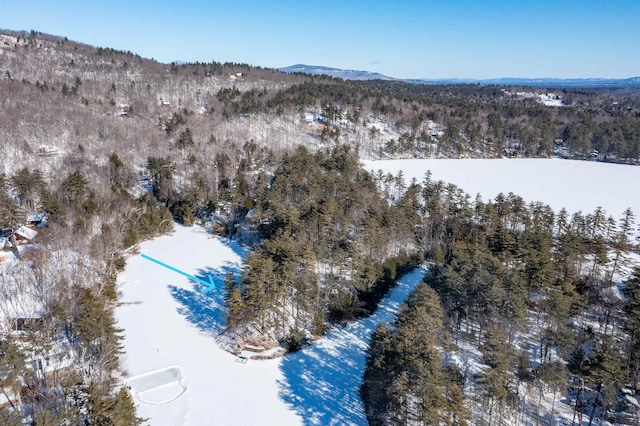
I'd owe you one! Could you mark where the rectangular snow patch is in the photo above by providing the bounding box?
[127,365,183,393]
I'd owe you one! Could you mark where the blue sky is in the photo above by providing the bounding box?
[1,0,638,79]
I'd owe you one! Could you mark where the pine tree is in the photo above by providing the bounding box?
[608,208,635,284]
[223,272,244,330]
[146,156,174,202]
[11,167,44,211]
[0,411,22,426]
[109,387,146,425]
[0,192,24,230]
[622,267,640,389]
[60,170,88,204]
[361,322,394,426]
[84,382,144,425]
[361,284,470,424]
[176,126,194,148]
[536,360,567,425]
[31,409,76,426]
[585,337,624,425]
[0,338,28,412]
[480,324,513,423]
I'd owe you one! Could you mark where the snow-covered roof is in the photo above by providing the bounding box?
[26,213,47,224]
[15,225,37,240]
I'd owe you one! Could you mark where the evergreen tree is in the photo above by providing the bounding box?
[0,192,24,230]
[0,338,28,412]
[11,168,44,211]
[0,410,22,426]
[535,360,567,425]
[585,337,624,425]
[361,322,394,425]
[622,267,640,389]
[84,382,144,425]
[361,283,470,425]
[176,126,194,148]
[608,208,635,284]
[224,272,244,330]
[146,156,174,202]
[60,170,88,204]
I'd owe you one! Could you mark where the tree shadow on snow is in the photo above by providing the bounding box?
[278,268,427,426]
[168,263,239,336]
[200,226,248,260]
[215,237,248,260]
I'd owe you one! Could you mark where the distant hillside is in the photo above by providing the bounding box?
[409,76,640,88]
[279,64,395,80]
[281,64,640,88]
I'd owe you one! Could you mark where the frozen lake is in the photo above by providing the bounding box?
[362,158,640,219]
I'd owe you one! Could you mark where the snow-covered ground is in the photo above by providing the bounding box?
[362,158,640,219]
[116,224,426,425]
[116,226,301,425]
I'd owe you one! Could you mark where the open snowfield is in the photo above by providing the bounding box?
[116,226,302,425]
[116,224,426,425]
[362,158,640,218]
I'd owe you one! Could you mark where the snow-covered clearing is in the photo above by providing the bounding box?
[116,224,426,425]
[116,225,300,425]
[362,158,640,219]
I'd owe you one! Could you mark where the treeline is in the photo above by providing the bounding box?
[362,172,639,424]
[563,114,640,160]
[2,29,640,186]
[268,79,640,161]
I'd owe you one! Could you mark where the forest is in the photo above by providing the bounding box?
[0,29,639,424]
[361,174,640,425]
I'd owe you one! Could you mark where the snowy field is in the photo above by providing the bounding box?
[116,226,299,425]
[116,224,426,425]
[362,158,640,219]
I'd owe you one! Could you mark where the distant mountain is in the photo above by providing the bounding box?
[279,64,395,81]
[281,64,640,88]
